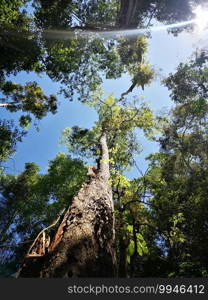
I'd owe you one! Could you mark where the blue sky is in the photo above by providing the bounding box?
[1,25,208,178]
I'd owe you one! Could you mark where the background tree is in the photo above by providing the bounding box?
[0,0,58,127]
[139,51,208,277]
[0,120,24,165]
[113,174,150,277]
[0,154,86,277]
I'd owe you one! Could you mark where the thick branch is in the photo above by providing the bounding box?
[0,102,16,107]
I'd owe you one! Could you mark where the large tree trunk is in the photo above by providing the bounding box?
[18,133,116,277]
[116,0,151,29]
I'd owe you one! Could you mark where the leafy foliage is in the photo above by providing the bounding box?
[1,81,57,125]
[0,154,86,276]
[61,94,154,171]
[0,120,24,162]
[141,51,208,277]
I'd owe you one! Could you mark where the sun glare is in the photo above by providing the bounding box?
[193,5,208,31]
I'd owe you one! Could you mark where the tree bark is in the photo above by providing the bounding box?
[116,0,145,29]
[18,132,117,277]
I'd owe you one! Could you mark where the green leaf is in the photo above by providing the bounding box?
[104,95,115,106]
[127,240,135,257]
[136,233,148,255]
[136,233,144,241]
[127,225,133,233]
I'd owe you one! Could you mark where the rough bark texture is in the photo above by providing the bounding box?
[19,133,117,277]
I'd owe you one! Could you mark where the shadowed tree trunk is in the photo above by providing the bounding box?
[18,132,117,277]
[118,236,128,277]
[116,0,147,29]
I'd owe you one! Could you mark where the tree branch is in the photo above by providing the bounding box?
[119,81,137,101]
[99,132,110,181]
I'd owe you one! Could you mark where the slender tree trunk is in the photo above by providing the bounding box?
[130,218,138,277]
[118,236,128,277]
[19,132,117,277]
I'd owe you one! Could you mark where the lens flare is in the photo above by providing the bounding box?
[44,19,194,40]
[44,5,208,40]
[193,5,208,31]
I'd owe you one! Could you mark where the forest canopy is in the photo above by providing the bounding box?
[1,0,208,278]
